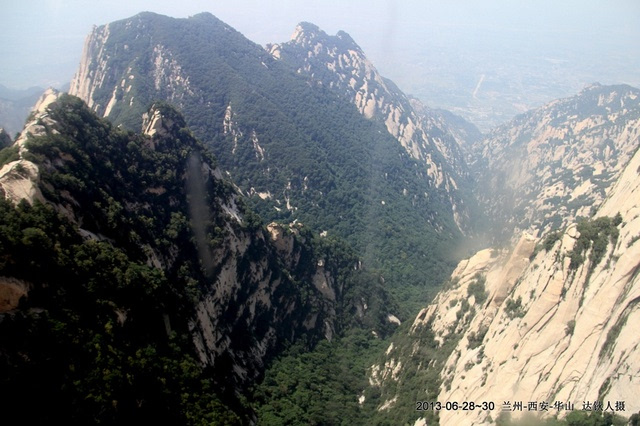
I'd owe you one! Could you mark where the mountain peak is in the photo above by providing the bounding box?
[335,30,355,44]
[295,21,321,34]
[33,88,61,115]
[290,21,324,45]
[132,11,162,19]
[142,101,187,139]
[269,18,475,233]
[289,22,359,52]
[189,11,215,20]
[577,82,639,105]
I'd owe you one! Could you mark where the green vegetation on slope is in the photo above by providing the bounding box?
[568,214,622,272]
[0,144,19,166]
[251,329,386,425]
[0,95,247,423]
[0,198,241,424]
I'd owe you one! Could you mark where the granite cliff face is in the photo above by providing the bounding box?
[268,23,479,233]
[433,148,639,425]
[370,102,640,424]
[0,89,58,204]
[69,18,198,121]
[470,83,640,240]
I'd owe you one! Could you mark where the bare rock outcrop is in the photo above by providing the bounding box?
[0,88,60,205]
[0,276,30,312]
[472,84,640,239]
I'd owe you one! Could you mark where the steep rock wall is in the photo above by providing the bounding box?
[402,146,640,425]
[472,84,640,239]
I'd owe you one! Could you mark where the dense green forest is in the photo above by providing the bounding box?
[0,198,240,424]
[251,329,386,425]
[0,96,244,423]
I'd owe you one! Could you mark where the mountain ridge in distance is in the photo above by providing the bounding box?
[469,82,640,242]
[0,84,45,135]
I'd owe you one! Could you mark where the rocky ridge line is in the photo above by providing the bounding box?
[267,22,479,233]
[0,89,60,205]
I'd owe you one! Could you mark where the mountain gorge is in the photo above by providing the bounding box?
[368,87,640,424]
[371,153,640,425]
[1,10,639,426]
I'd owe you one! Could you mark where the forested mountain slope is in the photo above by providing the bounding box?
[10,11,638,426]
[69,11,473,311]
[0,91,390,423]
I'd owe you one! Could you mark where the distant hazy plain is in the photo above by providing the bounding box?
[1,0,638,130]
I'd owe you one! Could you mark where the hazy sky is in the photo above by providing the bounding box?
[1,0,639,127]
